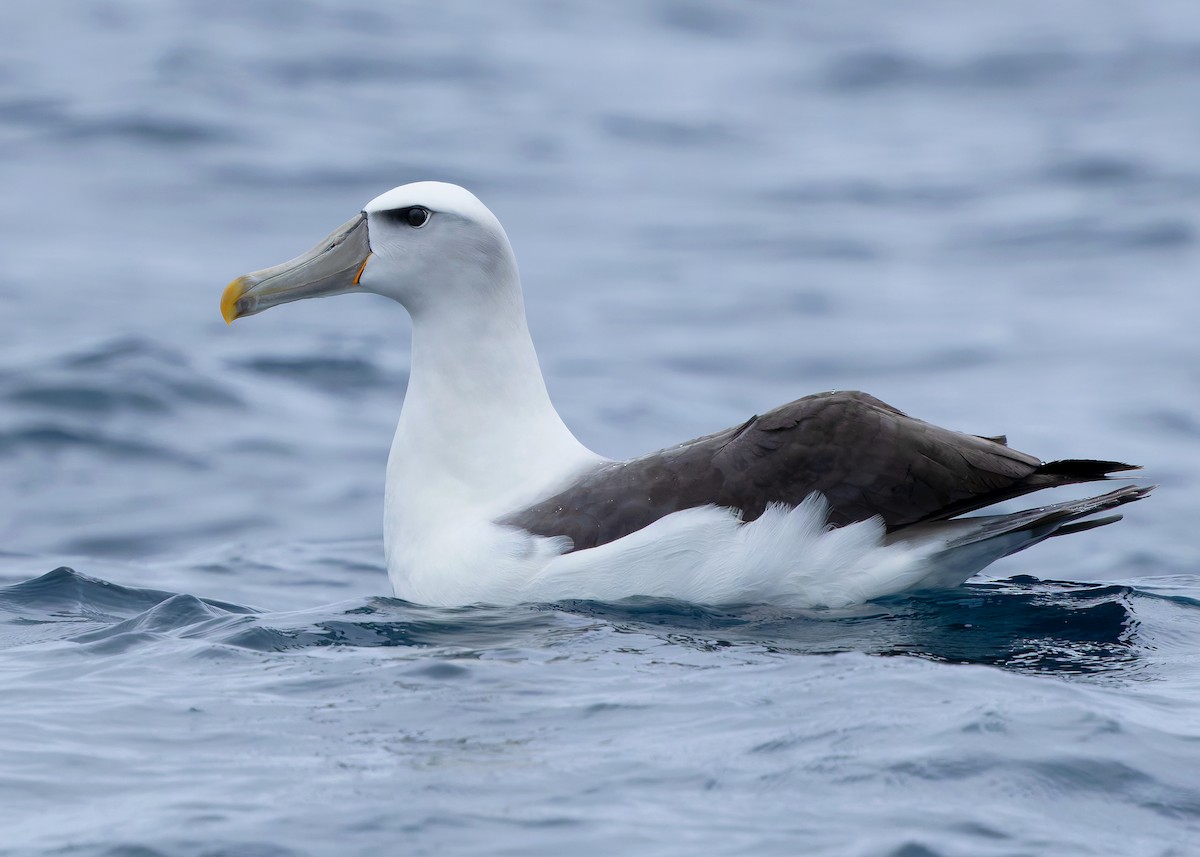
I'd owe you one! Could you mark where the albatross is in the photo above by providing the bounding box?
[221,182,1151,608]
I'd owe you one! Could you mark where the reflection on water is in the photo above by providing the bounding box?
[558,576,1143,677]
[0,567,1150,679]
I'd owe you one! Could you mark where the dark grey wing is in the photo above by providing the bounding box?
[501,390,1139,551]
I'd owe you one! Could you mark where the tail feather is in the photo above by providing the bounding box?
[1047,514,1124,539]
[944,484,1153,550]
[886,484,1154,591]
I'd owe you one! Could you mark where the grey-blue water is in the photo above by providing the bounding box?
[1,2,1198,855]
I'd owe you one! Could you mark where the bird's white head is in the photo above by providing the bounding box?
[357,182,516,315]
[221,181,517,323]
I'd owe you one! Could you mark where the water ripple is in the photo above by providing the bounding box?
[233,354,398,395]
[1,336,242,416]
[0,567,1182,680]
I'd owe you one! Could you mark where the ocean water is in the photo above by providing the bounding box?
[1,1,1199,854]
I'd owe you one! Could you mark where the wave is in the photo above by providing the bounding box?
[1,566,1187,678]
[0,336,242,417]
[234,354,400,395]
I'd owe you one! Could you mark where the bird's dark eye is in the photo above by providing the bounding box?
[406,207,430,228]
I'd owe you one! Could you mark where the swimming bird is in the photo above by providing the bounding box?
[221,182,1151,608]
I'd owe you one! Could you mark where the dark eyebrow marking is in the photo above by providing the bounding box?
[376,206,432,226]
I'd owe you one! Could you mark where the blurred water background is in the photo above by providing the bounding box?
[1,1,1198,855]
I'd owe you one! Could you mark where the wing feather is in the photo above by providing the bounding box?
[500,391,1136,552]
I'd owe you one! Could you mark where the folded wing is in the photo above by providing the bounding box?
[501,390,1139,551]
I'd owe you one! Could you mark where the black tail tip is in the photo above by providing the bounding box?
[1040,459,1142,479]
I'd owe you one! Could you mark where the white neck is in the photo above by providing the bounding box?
[385,262,601,527]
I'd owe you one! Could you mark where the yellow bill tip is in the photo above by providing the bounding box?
[220,277,249,325]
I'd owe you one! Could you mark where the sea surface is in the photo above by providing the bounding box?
[1,2,1199,855]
